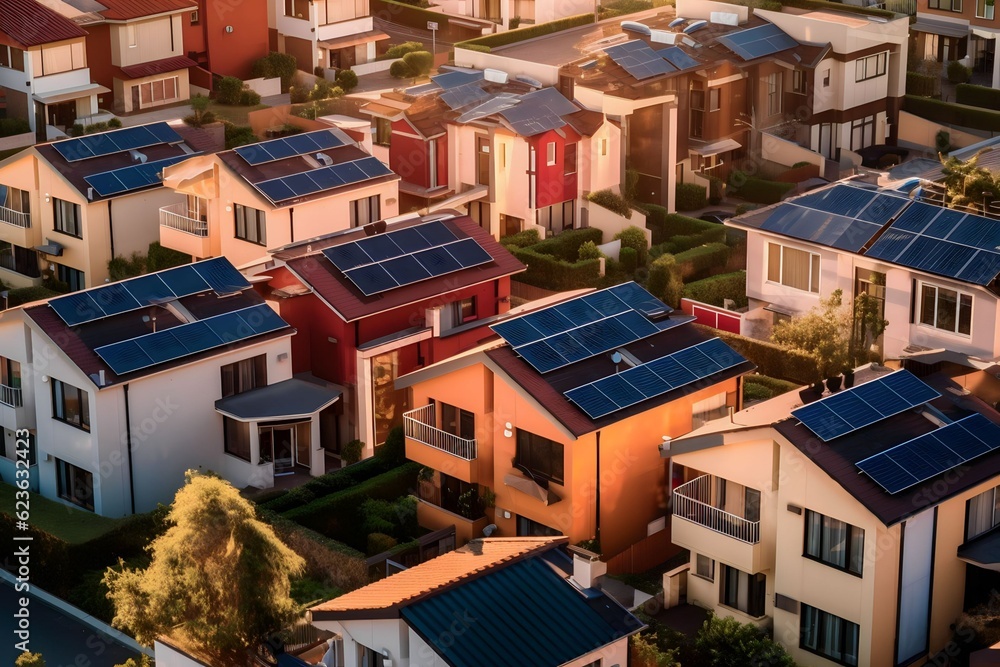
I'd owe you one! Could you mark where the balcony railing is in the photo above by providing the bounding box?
[673,475,760,544]
[159,203,208,237]
[0,383,22,408]
[403,404,477,461]
[0,206,30,229]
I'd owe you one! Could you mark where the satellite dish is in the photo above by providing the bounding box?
[611,352,623,364]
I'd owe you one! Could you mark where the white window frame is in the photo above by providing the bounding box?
[766,242,820,294]
[546,141,556,166]
[977,0,995,19]
[855,52,888,82]
[127,24,138,48]
[918,281,973,337]
[766,72,782,116]
[694,553,715,581]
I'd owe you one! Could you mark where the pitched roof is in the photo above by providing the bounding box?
[120,54,197,79]
[0,0,88,47]
[96,0,196,20]
[310,538,562,619]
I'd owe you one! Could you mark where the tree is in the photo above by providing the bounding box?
[184,94,216,128]
[694,614,795,667]
[852,275,888,365]
[402,50,434,77]
[114,657,152,667]
[631,633,680,667]
[772,290,850,381]
[104,471,305,660]
[15,653,45,667]
[939,150,1000,214]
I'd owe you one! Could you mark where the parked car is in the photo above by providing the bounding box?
[699,210,731,224]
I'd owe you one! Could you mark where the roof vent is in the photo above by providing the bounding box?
[621,21,651,35]
[484,68,509,83]
[650,30,678,44]
[315,152,333,166]
[669,17,687,27]
[683,20,708,34]
[130,150,147,164]
[514,74,543,88]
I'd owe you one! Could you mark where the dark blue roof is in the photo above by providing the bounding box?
[401,555,642,667]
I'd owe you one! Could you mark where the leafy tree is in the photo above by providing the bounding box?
[939,150,1000,214]
[184,94,216,128]
[335,69,358,92]
[852,275,888,365]
[631,633,680,667]
[114,657,152,667]
[104,471,305,661]
[772,290,850,381]
[15,653,46,667]
[694,614,795,667]
[402,51,434,77]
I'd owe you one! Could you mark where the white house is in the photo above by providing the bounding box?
[269,0,387,73]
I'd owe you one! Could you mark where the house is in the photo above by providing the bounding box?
[261,211,524,463]
[181,0,270,79]
[0,121,209,291]
[269,0,388,73]
[434,0,594,32]
[0,0,109,140]
[728,179,1000,363]
[912,0,1000,88]
[665,363,1000,666]
[364,72,617,237]
[10,256,341,517]
[309,536,644,667]
[393,281,755,557]
[158,127,400,268]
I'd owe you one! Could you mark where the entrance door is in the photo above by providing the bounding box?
[272,427,294,474]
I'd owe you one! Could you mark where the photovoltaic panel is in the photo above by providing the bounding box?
[191,256,252,294]
[603,41,677,81]
[441,83,490,110]
[791,369,940,442]
[657,46,700,70]
[234,130,346,166]
[49,292,105,327]
[857,413,1000,494]
[252,156,393,204]
[564,337,748,419]
[84,153,197,197]
[322,221,456,273]
[716,22,799,61]
[432,69,484,89]
[52,123,183,162]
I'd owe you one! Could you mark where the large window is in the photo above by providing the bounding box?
[56,458,94,511]
[804,510,865,575]
[564,143,577,175]
[801,604,860,666]
[52,379,89,431]
[221,355,266,398]
[440,401,475,439]
[855,52,888,82]
[0,185,30,217]
[374,117,391,147]
[929,0,962,11]
[350,195,380,228]
[849,115,876,151]
[138,77,179,106]
[978,0,995,19]
[967,485,1000,540]
[767,243,820,293]
[55,264,85,292]
[719,565,766,617]
[224,416,251,462]
[234,203,266,245]
[766,72,782,116]
[284,0,309,18]
[919,283,972,336]
[33,42,85,76]
[53,197,81,237]
[536,200,575,235]
[515,429,564,485]
[0,242,40,278]
[0,45,25,71]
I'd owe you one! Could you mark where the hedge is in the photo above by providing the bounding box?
[587,189,632,219]
[778,0,893,17]
[675,183,707,211]
[260,510,368,590]
[682,271,747,308]
[732,176,794,205]
[647,254,683,307]
[956,83,1000,110]
[743,374,798,400]
[673,242,730,281]
[530,227,603,262]
[646,212,714,246]
[147,241,191,272]
[650,226,726,257]
[500,229,541,249]
[694,324,819,384]
[456,14,594,52]
[261,455,401,514]
[0,118,30,137]
[906,71,938,98]
[511,248,602,290]
[7,285,61,307]
[903,95,1000,133]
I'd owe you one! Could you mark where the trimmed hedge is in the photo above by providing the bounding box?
[673,243,730,281]
[500,229,541,249]
[675,183,708,211]
[956,83,1000,110]
[511,248,602,290]
[682,271,747,308]
[0,118,30,137]
[530,227,603,262]
[650,226,726,257]
[904,95,1000,133]
[694,324,819,384]
[456,14,594,52]
[646,212,714,246]
[647,254,683,307]
[732,176,794,205]
[261,510,368,590]
[587,189,632,219]
[261,455,401,513]
[779,0,893,17]
[743,374,798,400]
[7,285,61,307]
[906,71,938,98]
[147,241,191,272]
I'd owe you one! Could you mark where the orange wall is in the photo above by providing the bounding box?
[184,0,270,78]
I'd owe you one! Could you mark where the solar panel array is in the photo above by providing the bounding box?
[658,46,700,70]
[716,22,799,61]
[490,283,677,374]
[565,338,747,419]
[791,370,941,442]
[322,221,494,297]
[857,413,1000,494]
[84,153,198,198]
[432,69,484,89]
[252,156,393,205]
[498,87,579,137]
[52,123,182,162]
[604,40,677,80]
[49,258,251,327]
[441,83,491,111]
[233,130,346,167]
[95,303,287,376]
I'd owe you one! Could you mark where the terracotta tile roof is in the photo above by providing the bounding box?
[403,94,448,138]
[97,0,196,19]
[120,55,197,79]
[0,0,88,47]
[310,537,563,619]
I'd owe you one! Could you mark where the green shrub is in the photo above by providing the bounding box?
[531,227,603,261]
[743,374,798,399]
[936,129,952,154]
[696,324,819,384]
[0,117,30,137]
[289,85,310,104]
[743,381,773,402]
[384,41,424,59]
[108,252,146,281]
[216,75,245,105]
[906,71,939,97]
[224,122,257,149]
[599,0,653,18]
[651,227,727,257]
[646,212,716,246]
[731,176,794,205]
[455,14,594,51]
[367,533,398,556]
[904,95,1000,132]
[675,182,707,211]
[587,189,631,218]
[619,246,638,274]
[251,52,298,89]
[390,59,415,79]
[377,426,406,466]
[614,226,648,266]
[240,89,262,106]
[261,510,367,590]
[578,240,601,260]
[260,456,400,513]
[147,242,190,272]
[956,82,1000,109]
[342,439,364,464]
[511,248,602,290]
[500,228,541,248]
[682,271,747,308]
[402,51,434,77]
[647,254,683,307]
[673,243,729,281]
[360,496,417,538]
[336,69,359,92]
[947,60,972,84]
[70,123,84,137]
[7,285,60,307]
[85,122,109,134]
[734,203,759,216]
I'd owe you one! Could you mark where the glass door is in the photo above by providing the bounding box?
[259,425,295,475]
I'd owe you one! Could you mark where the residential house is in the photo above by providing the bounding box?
[309,536,644,667]
[666,364,1000,666]
[912,0,1000,88]
[0,299,38,495]
[0,0,109,139]
[0,121,209,291]
[394,281,755,557]
[12,256,341,517]
[434,0,594,31]
[728,179,1000,362]
[158,127,400,268]
[180,0,270,79]
[261,211,524,463]
[269,0,388,73]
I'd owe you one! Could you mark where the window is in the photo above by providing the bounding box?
[349,195,380,228]
[1,185,30,217]
[1,357,20,390]
[234,203,266,245]
[719,565,766,617]
[801,604,860,666]
[766,72,782,116]
[449,297,476,325]
[358,646,384,667]
[855,52,888,82]
[517,515,561,537]
[221,355,266,398]
[190,9,199,24]
[708,87,720,111]
[224,416,251,462]
[564,143,577,175]
[138,76,179,106]
[804,510,865,575]
[695,554,715,581]
[0,242,40,278]
[690,84,705,139]
[374,117,391,147]
[849,115,876,151]
[919,283,972,336]
[929,0,962,10]
[823,69,830,87]
[0,46,25,71]
[440,401,475,439]
[966,485,1000,540]
[284,0,310,17]
[546,141,556,166]
[55,264,85,292]
[56,459,94,511]
[439,473,479,516]
[581,661,600,667]
[127,24,138,47]
[515,429,564,485]
[53,197,81,237]
[692,393,728,429]
[978,0,995,18]
[600,138,608,157]
[536,201,575,234]
[792,69,807,94]
[767,243,820,293]
[52,379,89,431]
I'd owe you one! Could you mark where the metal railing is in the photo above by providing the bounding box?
[403,404,477,461]
[672,475,760,544]
[0,383,22,408]
[159,203,208,237]
[0,206,29,228]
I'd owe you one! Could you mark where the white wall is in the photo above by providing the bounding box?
[453,49,561,86]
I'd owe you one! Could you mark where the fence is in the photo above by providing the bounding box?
[680,298,742,334]
[605,527,676,575]
[404,404,477,460]
[244,76,282,97]
[673,475,760,544]
[880,0,916,14]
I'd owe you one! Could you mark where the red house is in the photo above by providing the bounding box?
[181,0,270,79]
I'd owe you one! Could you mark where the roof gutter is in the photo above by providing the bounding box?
[124,383,136,514]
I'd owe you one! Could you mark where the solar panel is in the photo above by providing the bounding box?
[432,69,484,90]
[234,130,346,166]
[52,123,183,162]
[857,413,1000,494]
[252,156,393,204]
[564,337,747,419]
[657,46,700,70]
[791,370,940,442]
[192,256,251,294]
[49,292,105,327]
[717,22,798,61]
[441,83,490,110]
[604,41,677,81]
[322,221,456,273]
[84,153,197,197]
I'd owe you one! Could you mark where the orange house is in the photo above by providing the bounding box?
[396,282,755,560]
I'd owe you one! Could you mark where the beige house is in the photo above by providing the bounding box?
[159,127,399,268]
[268,0,387,72]
[667,363,1000,667]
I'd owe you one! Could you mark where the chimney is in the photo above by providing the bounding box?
[572,550,607,590]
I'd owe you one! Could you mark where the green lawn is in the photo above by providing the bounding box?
[0,483,122,543]
[208,102,269,125]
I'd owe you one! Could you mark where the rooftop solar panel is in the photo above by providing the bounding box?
[83,153,197,198]
[657,46,700,70]
[441,83,490,110]
[604,40,677,81]
[52,123,183,162]
[251,156,393,204]
[234,130,346,166]
[432,69,485,90]
[716,22,799,61]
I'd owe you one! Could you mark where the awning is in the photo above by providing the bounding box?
[503,470,561,505]
[34,239,63,256]
[690,137,742,157]
[319,30,390,51]
[120,55,197,80]
[911,16,969,39]
[33,83,110,105]
[215,378,341,422]
[958,530,1000,572]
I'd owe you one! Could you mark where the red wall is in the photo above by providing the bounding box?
[83,24,115,108]
[389,120,448,191]
[187,0,270,78]
[531,127,580,209]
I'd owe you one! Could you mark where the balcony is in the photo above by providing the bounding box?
[0,206,30,229]
[672,475,765,574]
[0,382,33,431]
[159,203,210,258]
[1,384,22,408]
[404,404,478,482]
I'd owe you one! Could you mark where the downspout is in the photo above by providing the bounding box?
[123,383,136,514]
[107,200,115,259]
[595,430,601,545]
[289,207,295,243]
